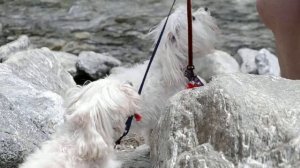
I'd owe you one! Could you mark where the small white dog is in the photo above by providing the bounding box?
[108,6,219,140]
[19,79,140,168]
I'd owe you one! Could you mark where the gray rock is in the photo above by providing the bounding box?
[0,48,76,167]
[5,49,76,95]
[77,51,122,79]
[195,50,240,81]
[117,145,151,168]
[0,35,30,62]
[255,48,280,76]
[151,73,300,167]
[0,83,64,168]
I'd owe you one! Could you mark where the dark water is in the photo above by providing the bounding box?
[0,0,275,64]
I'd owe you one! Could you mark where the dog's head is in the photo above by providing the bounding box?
[148,5,219,84]
[64,79,140,159]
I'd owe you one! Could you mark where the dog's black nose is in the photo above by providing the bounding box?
[204,7,208,11]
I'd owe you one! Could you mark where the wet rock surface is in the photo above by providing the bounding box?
[0,0,274,64]
[151,73,300,168]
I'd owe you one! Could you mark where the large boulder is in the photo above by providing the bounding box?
[0,35,31,62]
[151,73,300,168]
[0,49,75,167]
[0,81,64,168]
[195,50,240,81]
[4,49,75,96]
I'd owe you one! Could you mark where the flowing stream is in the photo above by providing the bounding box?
[0,0,275,64]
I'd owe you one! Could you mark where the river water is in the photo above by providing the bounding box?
[0,0,275,64]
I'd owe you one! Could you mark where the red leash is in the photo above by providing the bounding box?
[187,0,193,67]
[185,0,204,89]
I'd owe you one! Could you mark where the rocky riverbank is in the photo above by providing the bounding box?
[1,1,294,168]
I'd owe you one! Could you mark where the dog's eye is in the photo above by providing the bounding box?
[204,7,208,11]
[192,16,195,21]
[124,81,133,86]
[171,35,176,43]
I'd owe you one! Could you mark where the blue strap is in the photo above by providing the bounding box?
[115,0,177,146]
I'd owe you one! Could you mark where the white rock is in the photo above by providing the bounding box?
[236,48,280,76]
[151,73,300,168]
[0,48,76,167]
[5,49,76,95]
[195,50,240,81]
[0,35,30,62]
[255,48,280,76]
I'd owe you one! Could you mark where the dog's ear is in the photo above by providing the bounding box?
[69,107,113,159]
[75,124,110,160]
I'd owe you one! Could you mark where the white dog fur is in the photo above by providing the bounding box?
[108,5,219,140]
[19,79,140,168]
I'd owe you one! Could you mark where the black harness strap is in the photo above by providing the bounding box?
[115,0,177,146]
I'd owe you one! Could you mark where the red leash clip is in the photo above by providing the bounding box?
[185,65,204,89]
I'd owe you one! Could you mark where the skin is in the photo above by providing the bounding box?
[256,0,300,79]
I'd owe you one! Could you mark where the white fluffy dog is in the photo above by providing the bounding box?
[108,6,219,140]
[19,79,140,168]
